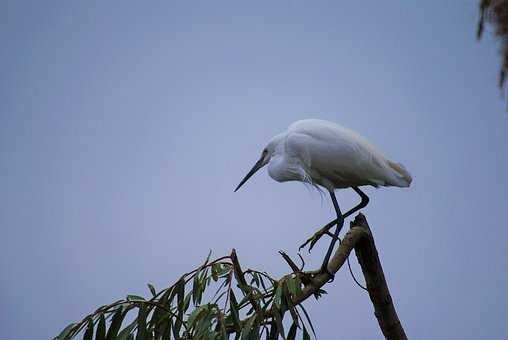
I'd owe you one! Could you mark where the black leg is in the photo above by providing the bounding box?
[320,190,344,278]
[345,187,370,219]
[299,187,370,252]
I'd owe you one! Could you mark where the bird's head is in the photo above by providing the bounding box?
[234,133,283,192]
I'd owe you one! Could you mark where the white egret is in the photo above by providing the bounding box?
[234,119,412,278]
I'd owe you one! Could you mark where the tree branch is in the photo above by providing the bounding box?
[225,213,407,339]
[268,213,407,339]
[57,213,408,340]
[231,249,263,315]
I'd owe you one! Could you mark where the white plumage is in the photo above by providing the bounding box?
[235,118,412,276]
[264,119,412,191]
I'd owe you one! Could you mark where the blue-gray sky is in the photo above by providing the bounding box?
[1,1,508,339]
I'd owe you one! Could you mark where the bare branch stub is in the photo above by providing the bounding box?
[278,251,301,273]
[230,248,263,315]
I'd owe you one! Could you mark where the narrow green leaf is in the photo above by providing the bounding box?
[217,263,231,277]
[174,278,185,336]
[245,306,254,316]
[240,315,255,340]
[117,320,136,340]
[299,305,316,338]
[136,305,149,340]
[168,283,179,306]
[229,291,241,330]
[268,322,278,340]
[249,273,259,288]
[183,291,192,312]
[251,322,261,340]
[192,268,207,306]
[281,284,299,326]
[287,322,297,340]
[294,276,303,296]
[258,275,269,293]
[192,269,200,306]
[172,320,182,340]
[282,283,293,308]
[280,281,294,313]
[162,317,173,340]
[55,323,77,340]
[83,318,94,340]
[205,249,212,264]
[286,278,295,296]
[216,312,228,340]
[213,291,227,305]
[254,273,260,287]
[211,263,220,281]
[106,309,125,340]
[150,289,171,334]
[285,305,298,327]
[147,283,157,297]
[273,308,286,340]
[151,312,172,339]
[188,305,207,328]
[287,277,300,298]
[302,325,310,340]
[211,278,229,301]
[237,283,253,299]
[274,284,283,308]
[96,314,106,340]
[126,295,145,301]
[192,305,214,338]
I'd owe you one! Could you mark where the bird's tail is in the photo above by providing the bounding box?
[387,161,412,187]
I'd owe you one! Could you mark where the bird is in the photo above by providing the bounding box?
[234,119,412,278]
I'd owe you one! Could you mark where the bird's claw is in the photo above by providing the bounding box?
[298,236,314,253]
[299,229,327,253]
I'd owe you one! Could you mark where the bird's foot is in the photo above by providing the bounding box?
[299,229,336,253]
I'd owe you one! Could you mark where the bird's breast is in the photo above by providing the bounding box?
[267,155,304,183]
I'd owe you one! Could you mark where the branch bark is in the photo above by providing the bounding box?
[351,214,408,340]
[229,213,408,339]
[61,214,407,340]
[288,213,407,339]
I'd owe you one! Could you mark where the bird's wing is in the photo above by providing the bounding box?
[286,120,396,188]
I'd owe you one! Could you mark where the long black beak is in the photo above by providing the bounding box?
[234,156,265,192]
